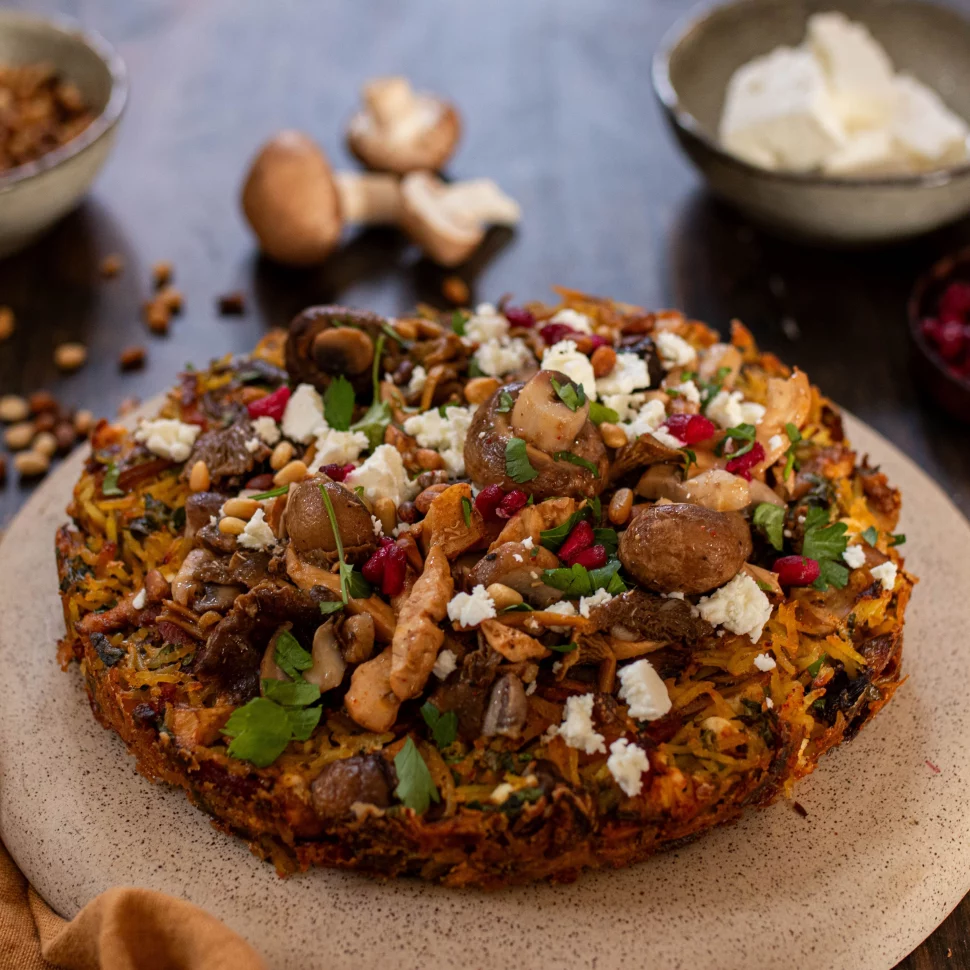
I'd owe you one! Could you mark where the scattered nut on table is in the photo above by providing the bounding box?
[119,345,146,370]
[152,261,173,287]
[99,253,123,278]
[4,421,35,450]
[14,450,49,477]
[54,342,87,372]
[0,395,29,423]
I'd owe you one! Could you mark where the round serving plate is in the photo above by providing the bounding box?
[0,405,966,970]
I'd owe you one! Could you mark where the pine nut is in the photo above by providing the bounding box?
[374,497,398,536]
[223,497,259,519]
[0,395,29,423]
[609,487,634,525]
[599,422,628,449]
[152,261,173,287]
[590,345,617,378]
[5,421,35,450]
[188,460,210,492]
[74,409,94,436]
[464,377,500,405]
[486,583,523,610]
[14,451,49,477]
[32,431,58,458]
[218,516,246,535]
[269,441,294,470]
[273,459,308,486]
[393,318,418,341]
[54,342,87,372]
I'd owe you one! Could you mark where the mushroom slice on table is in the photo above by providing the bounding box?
[400,171,521,267]
[347,76,461,174]
[241,130,402,266]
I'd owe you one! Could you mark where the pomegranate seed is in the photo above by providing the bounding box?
[496,488,529,519]
[381,544,407,596]
[559,520,594,563]
[588,334,610,351]
[540,323,585,346]
[921,317,943,343]
[937,320,966,361]
[246,385,291,421]
[321,462,355,482]
[725,441,765,481]
[664,413,717,445]
[570,544,607,570]
[474,484,505,521]
[362,541,392,583]
[939,281,970,321]
[774,555,820,586]
[504,306,534,328]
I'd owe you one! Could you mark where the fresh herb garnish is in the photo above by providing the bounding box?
[451,310,467,336]
[323,375,355,431]
[782,422,802,479]
[319,483,353,604]
[499,602,535,613]
[420,702,458,748]
[697,366,732,413]
[550,376,586,412]
[249,484,289,501]
[505,437,539,483]
[350,334,391,450]
[496,390,515,413]
[273,629,314,679]
[261,678,321,708]
[715,422,757,458]
[381,322,407,346]
[553,450,599,477]
[394,737,440,813]
[319,600,345,615]
[542,559,626,598]
[102,462,123,497]
[346,568,373,599]
[547,641,578,653]
[861,526,878,546]
[461,496,473,528]
[754,578,774,592]
[802,506,849,591]
[468,359,486,378]
[588,400,619,425]
[806,654,827,677]
[220,698,293,767]
[680,447,697,480]
[890,533,906,546]
[753,502,785,552]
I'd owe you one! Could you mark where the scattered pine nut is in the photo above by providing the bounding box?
[590,345,617,379]
[464,377,500,405]
[269,440,294,470]
[54,342,87,372]
[144,299,170,334]
[223,497,259,519]
[609,487,634,525]
[32,431,57,458]
[374,497,398,536]
[157,286,183,314]
[99,253,123,278]
[151,261,173,287]
[273,459,308,486]
[217,292,246,315]
[53,421,76,451]
[4,421,35,450]
[28,391,57,414]
[188,460,211,492]
[119,345,146,370]
[599,421,628,449]
[0,395,29,423]
[218,516,246,535]
[441,275,470,305]
[73,409,94,436]
[486,583,523,610]
[14,450,49,477]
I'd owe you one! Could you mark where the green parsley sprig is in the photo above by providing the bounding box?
[505,437,538,483]
[801,506,849,591]
[394,737,440,813]
[421,702,458,748]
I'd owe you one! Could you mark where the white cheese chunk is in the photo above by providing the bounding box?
[131,588,146,610]
[618,659,672,722]
[251,416,281,446]
[579,588,613,618]
[600,391,648,423]
[549,308,593,334]
[696,573,773,643]
[237,508,277,551]
[244,437,261,454]
[403,405,475,477]
[489,782,515,805]
[706,389,765,429]
[432,648,458,680]
[607,738,651,797]
[134,419,200,463]
[446,584,497,627]
[544,599,577,633]
[651,428,686,451]
[754,652,777,672]
[541,339,596,398]
[406,365,427,396]
[465,306,510,343]
[870,560,898,592]
[345,444,417,507]
[281,383,325,443]
[892,74,969,169]
[622,398,668,443]
[473,336,533,377]
[823,128,898,175]
[554,693,606,755]
[654,331,697,369]
[720,46,846,171]
[670,380,701,405]
[842,544,867,569]
[595,353,650,397]
[308,428,369,470]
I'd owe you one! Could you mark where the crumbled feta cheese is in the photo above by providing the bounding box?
[525,680,537,695]
[251,416,280,446]
[371,515,383,537]
[473,336,533,377]
[406,365,427,396]
[665,591,686,600]
[134,419,201,463]
[651,428,686,451]
[446,584,497,627]
[432,648,458,680]
[244,437,261,454]
[765,696,775,710]
[670,380,700,404]
[595,353,650,397]
[843,544,866,569]
[489,782,515,805]
[554,693,606,754]
[521,536,534,550]
[345,445,418,507]
[550,308,593,334]
[768,433,785,452]
[600,391,648,423]
[754,652,777,672]
[892,74,970,168]
[823,128,897,175]
[579,588,613,618]
[403,405,475,477]
[654,331,696,369]
[618,659,672,721]
[132,588,146,610]
[697,573,774,643]
[308,427,369,470]
[607,738,651,797]
[870,560,898,592]
[541,339,596,398]
[281,383,325,443]
[622,398,667,442]
[512,553,523,563]
[545,599,577,633]
[465,306,509,343]
[706,389,766,429]
[237,508,277,551]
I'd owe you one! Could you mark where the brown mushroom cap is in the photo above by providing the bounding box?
[464,378,609,500]
[283,476,377,568]
[241,131,342,267]
[346,77,461,175]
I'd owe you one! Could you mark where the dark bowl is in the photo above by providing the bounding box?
[908,248,970,422]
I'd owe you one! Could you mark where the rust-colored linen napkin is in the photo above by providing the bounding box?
[0,838,266,970]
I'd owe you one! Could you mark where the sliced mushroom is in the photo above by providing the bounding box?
[171,548,214,607]
[511,369,588,454]
[311,326,375,377]
[635,466,751,512]
[283,476,376,568]
[339,613,376,665]
[400,171,520,267]
[259,625,292,684]
[481,673,528,738]
[311,754,394,821]
[346,76,461,174]
[305,620,347,692]
[469,541,563,608]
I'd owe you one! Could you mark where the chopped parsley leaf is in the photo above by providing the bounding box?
[220,698,292,767]
[505,437,539,483]
[783,422,802,479]
[261,678,321,708]
[319,483,352,603]
[542,559,625,598]
[274,629,313,679]
[420,702,458,748]
[547,641,578,653]
[249,484,289,500]
[753,502,785,552]
[319,600,345,615]
[802,506,849,590]
[890,533,906,546]
[461,496,473,528]
[861,526,878,546]
[715,422,757,458]
[496,390,515,413]
[553,450,599,477]
[588,400,619,425]
[550,376,586,412]
[394,737,440,813]
[102,462,123,497]
[323,375,355,431]
[451,310,467,336]
[350,334,391,449]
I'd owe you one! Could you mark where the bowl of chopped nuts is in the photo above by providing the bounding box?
[0,11,127,258]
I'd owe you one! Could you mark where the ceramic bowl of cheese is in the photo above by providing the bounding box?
[652,0,970,244]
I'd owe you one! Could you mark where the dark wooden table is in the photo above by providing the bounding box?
[2,0,968,964]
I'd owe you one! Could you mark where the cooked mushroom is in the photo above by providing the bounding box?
[619,503,753,594]
[481,673,528,738]
[635,467,751,512]
[241,131,402,266]
[283,476,377,568]
[311,754,395,821]
[511,370,588,454]
[338,613,376,664]
[171,548,213,607]
[464,377,609,500]
[399,171,521,267]
[346,76,461,174]
[304,620,347,692]
[260,625,292,684]
[469,541,563,608]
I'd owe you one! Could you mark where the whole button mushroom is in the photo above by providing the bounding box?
[283,476,377,568]
[241,130,402,266]
[618,503,753,595]
[346,76,461,174]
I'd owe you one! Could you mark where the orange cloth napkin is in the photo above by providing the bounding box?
[0,838,266,970]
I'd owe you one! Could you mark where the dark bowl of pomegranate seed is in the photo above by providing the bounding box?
[908,247,970,422]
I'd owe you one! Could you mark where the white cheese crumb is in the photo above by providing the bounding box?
[665,591,686,600]
[403,405,475,477]
[251,416,280,446]
[432,648,458,680]
[132,588,146,610]
[671,380,700,404]
[446,584,497,627]
[842,544,866,569]
[345,444,418,508]
[870,560,898,592]
[237,508,277,551]
[525,680,537,696]
[512,553,523,563]
[541,339,596,398]
[595,353,650,397]
[765,697,775,710]
[891,74,970,168]
[489,782,515,805]
[545,599,577,633]
[134,419,201,463]
[607,738,650,797]
[309,427,369,470]
[579,588,614,618]
[696,572,774,643]
[754,652,777,672]
[406,365,427,396]
[768,433,785,452]
[553,693,606,754]
[474,336,534,377]
[281,383,325,443]
[244,437,261,454]
[522,536,534,550]
[618,659,672,722]
[465,306,509,343]
[654,331,696,369]
[600,391,648,423]
[706,389,766,429]
[622,398,667,442]
[651,428,686,451]
[550,308,593,334]
[371,515,383,537]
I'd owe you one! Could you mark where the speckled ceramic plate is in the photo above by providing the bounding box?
[0,406,966,970]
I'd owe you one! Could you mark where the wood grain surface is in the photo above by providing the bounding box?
[0,0,968,965]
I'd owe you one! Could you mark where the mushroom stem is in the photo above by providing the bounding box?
[335,172,403,225]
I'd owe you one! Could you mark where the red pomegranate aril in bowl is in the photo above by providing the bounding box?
[246,384,290,421]
[937,320,966,361]
[474,484,505,521]
[774,555,820,587]
[939,280,970,320]
[664,413,716,445]
[559,520,594,563]
[570,544,607,570]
